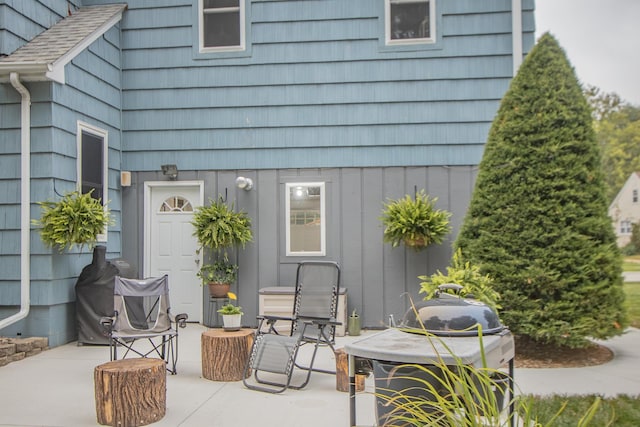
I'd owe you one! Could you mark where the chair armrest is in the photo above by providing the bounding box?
[174,313,188,328]
[308,317,342,327]
[99,315,115,334]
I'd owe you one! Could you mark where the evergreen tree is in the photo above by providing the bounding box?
[455,33,627,348]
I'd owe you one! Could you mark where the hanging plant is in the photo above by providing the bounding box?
[32,190,112,252]
[191,197,253,288]
[380,190,451,251]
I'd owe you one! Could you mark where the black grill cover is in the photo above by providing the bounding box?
[75,246,136,345]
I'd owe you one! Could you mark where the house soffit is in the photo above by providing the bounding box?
[0,4,127,84]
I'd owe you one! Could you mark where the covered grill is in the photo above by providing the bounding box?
[75,246,136,345]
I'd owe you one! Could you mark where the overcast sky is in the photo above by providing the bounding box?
[534,0,640,106]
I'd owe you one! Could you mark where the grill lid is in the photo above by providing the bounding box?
[401,284,504,336]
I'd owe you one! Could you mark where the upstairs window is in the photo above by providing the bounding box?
[633,189,638,203]
[199,0,245,52]
[385,0,435,45]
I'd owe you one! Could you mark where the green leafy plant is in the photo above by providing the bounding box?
[217,303,243,315]
[418,249,501,311]
[380,190,451,251]
[192,197,253,286]
[191,197,252,255]
[197,260,238,285]
[32,190,112,252]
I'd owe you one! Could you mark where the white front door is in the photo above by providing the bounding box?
[144,182,204,321]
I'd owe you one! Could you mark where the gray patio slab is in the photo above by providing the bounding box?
[0,325,638,426]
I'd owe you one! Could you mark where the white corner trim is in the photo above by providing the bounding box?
[512,0,523,75]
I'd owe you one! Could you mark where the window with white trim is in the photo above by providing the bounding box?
[621,220,632,234]
[199,0,245,52]
[285,182,326,256]
[77,122,108,241]
[633,189,638,203]
[385,0,435,45]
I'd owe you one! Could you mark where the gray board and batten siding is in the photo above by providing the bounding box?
[123,166,477,329]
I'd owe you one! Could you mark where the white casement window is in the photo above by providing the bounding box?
[285,182,326,256]
[199,0,245,52]
[385,0,435,45]
[77,121,108,241]
[621,220,632,234]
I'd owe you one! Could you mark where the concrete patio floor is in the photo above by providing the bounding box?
[0,325,638,427]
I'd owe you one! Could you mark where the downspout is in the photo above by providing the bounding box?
[512,0,523,75]
[0,73,31,330]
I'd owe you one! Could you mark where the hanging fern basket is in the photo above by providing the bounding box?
[32,190,112,252]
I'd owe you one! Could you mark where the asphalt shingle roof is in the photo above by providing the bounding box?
[1,4,127,65]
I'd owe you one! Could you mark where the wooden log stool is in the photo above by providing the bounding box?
[201,328,254,381]
[94,358,166,427]
[335,348,365,392]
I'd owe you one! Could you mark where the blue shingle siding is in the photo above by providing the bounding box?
[0,3,124,345]
[114,0,534,171]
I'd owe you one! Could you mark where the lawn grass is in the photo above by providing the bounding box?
[624,282,640,328]
[519,273,640,425]
[622,261,640,271]
[522,394,640,427]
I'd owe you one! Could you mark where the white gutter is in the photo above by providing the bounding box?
[512,0,523,75]
[0,73,31,330]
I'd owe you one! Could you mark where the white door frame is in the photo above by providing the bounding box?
[143,180,205,275]
[143,181,205,316]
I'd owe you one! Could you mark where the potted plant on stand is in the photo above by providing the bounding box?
[191,197,253,298]
[380,189,451,251]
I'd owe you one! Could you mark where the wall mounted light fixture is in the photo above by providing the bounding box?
[161,164,178,180]
[235,176,254,191]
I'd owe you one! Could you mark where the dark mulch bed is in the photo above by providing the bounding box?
[514,335,614,368]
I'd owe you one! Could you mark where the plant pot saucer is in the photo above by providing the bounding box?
[223,326,241,332]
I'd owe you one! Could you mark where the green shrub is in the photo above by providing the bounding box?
[455,33,627,348]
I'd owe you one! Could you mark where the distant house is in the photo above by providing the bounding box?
[609,172,640,247]
[0,0,535,346]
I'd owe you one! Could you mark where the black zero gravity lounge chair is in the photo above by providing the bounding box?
[243,261,342,393]
[100,275,188,374]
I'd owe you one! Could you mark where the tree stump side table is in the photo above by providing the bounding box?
[201,328,254,381]
[94,358,166,427]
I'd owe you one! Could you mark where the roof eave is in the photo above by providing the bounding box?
[0,5,125,85]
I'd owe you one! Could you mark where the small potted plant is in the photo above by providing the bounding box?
[217,303,243,330]
[380,190,451,251]
[192,197,252,297]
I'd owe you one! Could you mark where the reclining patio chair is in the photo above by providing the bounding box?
[243,261,341,393]
[100,275,188,374]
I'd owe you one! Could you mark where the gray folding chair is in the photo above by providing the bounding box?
[243,261,341,393]
[100,275,188,374]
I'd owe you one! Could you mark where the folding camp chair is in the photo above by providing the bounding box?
[243,261,341,393]
[100,275,188,374]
